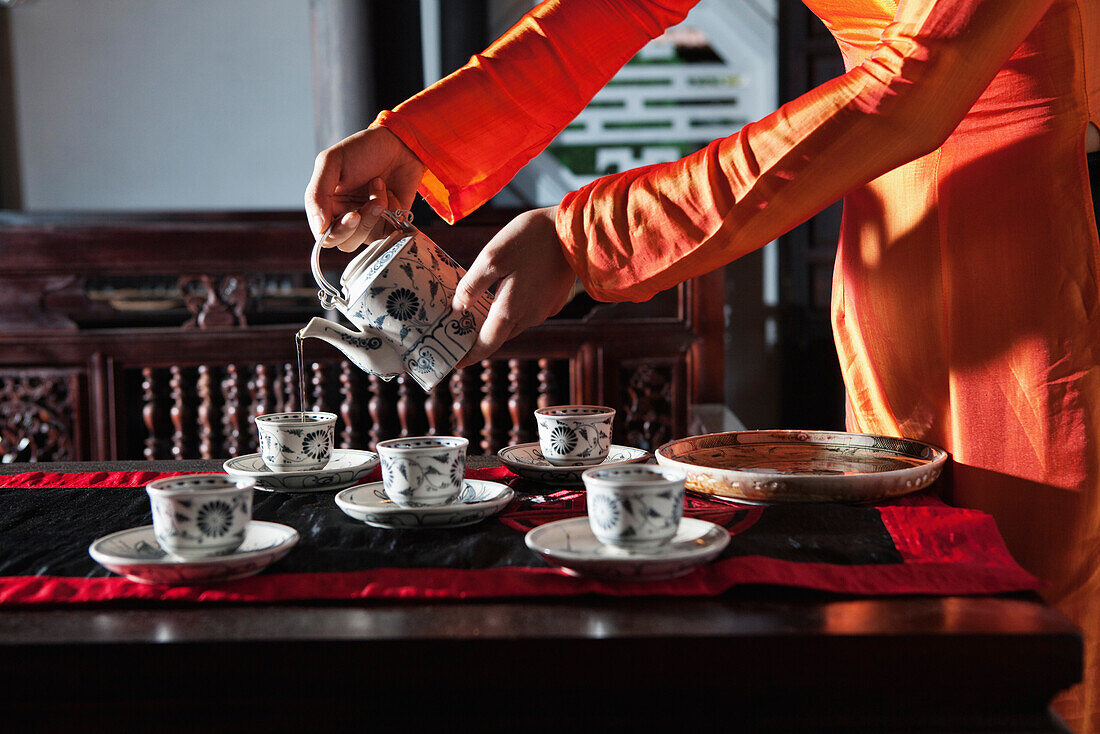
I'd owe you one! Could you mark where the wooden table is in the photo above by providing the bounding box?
[0,460,1082,733]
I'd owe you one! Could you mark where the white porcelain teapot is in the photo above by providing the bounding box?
[300,210,492,392]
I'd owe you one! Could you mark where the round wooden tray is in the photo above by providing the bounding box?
[654,430,949,503]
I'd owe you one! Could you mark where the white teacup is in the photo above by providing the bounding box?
[146,473,255,559]
[255,411,337,472]
[377,436,469,507]
[582,465,686,553]
[534,405,615,466]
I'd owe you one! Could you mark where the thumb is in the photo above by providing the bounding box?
[452,251,499,311]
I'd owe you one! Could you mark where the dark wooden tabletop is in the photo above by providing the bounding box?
[0,459,1082,733]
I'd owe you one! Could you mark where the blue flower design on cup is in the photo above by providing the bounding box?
[146,474,255,559]
[377,436,469,507]
[535,405,615,466]
[588,492,620,532]
[254,411,337,472]
[448,452,465,487]
[301,430,332,462]
[196,500,234,538]
[548,425,577,454]
[582,465,687,552]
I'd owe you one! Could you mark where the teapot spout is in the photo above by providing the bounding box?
[298,317,403,379]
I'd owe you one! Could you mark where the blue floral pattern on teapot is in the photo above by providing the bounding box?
[303,210,493,392]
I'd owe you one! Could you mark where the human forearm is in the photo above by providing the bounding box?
[557,0,1054,301]
[375,0,698,222]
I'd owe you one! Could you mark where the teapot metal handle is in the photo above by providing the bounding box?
[382,209,415,231]
[310,209,416,310]
[311,236,343,311]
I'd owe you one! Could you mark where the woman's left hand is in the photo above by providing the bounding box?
[451,206,577,368]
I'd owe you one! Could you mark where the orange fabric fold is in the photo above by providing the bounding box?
[378,1,1100,728]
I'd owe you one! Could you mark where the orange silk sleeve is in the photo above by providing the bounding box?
[557,0,1054,302]
[375,0,697,224]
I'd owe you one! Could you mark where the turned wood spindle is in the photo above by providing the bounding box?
[396,375,411,437]
[449,367,477,444]
[423,377,452,436]
[339,361,362,449]
[196,365,215,459]
[311,362,326,413]
[141,367,162,460]
[508,359,535,445]
[537,358,561,409]
[368,375,399,448]
[248,363,271,449]
[397,375,428,438]
[221,364,241,458]
[480,360,509,455]
[169,365,194,460]
[282,362,297,414]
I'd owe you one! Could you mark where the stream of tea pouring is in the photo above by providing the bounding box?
[304,212,373,415]
[295,208,399,416]
[296,331,306,421]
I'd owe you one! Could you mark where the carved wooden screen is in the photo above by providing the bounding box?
[132,358,568,461]
[0,210,722,462]
[0,367,83,462]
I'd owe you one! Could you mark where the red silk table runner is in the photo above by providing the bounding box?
[0,468,1040,603]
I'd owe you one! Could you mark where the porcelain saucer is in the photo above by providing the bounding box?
[524,517,729,580]
[222,448,379,492]
[89,521,299,585]
[335,479,514,529]
[497,443,650,485]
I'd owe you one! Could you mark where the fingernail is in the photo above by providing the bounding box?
[369,204,384,217]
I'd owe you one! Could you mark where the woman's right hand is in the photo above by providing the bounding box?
[304,126,427,252]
